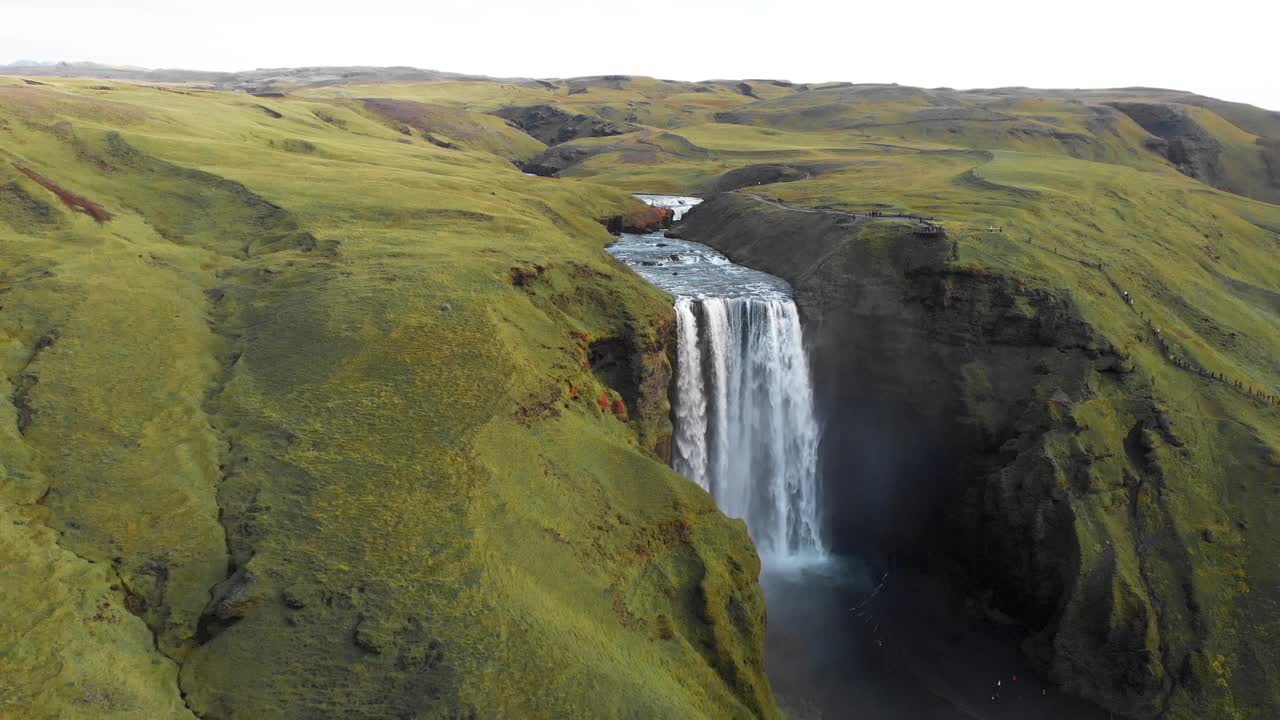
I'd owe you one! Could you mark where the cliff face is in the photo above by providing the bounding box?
[677,193,1280,720]
[491,104,637,146]
[1109,103,1227,187]
[1108,102,1280,205]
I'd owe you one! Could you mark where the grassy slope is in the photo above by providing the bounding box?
[470,80,1279,718]
[0,78,775,719]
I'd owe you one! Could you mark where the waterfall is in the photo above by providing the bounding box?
[610,195,825,564]
[633,194,702,221]
[672,295,825,561]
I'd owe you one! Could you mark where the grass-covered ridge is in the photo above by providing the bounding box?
[0,77,776,719]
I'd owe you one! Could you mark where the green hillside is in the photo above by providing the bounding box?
[0,77,775,719]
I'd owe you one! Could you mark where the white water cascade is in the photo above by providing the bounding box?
[608,196,826,563]
[673,296,824,559]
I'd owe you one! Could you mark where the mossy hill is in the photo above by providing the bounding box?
[1,69,1278,719]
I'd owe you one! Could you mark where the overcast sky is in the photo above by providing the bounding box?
[4,0,1277,111]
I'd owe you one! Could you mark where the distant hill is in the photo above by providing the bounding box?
[0,61,520,94]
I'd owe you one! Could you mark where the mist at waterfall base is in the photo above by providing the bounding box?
[609,213,1106,718]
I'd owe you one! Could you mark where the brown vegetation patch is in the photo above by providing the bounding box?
[512,383,564,426]
[507,263,546,287]
[13,164,113,222]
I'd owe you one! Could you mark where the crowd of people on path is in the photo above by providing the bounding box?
[1115,283,1280,408]
[1003,230,1279,409]
[1003,233,1278,409]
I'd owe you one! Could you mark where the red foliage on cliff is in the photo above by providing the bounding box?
[598,391,610,411]
[611,398,628,420]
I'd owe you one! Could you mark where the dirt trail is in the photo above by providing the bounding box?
[13,164,112,222]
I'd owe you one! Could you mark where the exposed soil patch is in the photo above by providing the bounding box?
[425,134,458,150]
[588,336,639,410]
[195,568,256,644]
[13,164,113,222]
[507,263,546,288]
[12,373,38,435]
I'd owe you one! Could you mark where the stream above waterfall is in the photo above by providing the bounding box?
[604,231,792,300]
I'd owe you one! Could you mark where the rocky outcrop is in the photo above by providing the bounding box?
[585,311,676,462]
[1260,138,1280,186]
[518,143,600,176]
[677,193,1277,720]
[1109,103,1226,187]
[491,104,637,146]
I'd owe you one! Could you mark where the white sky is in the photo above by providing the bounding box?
[3,0,1277,111]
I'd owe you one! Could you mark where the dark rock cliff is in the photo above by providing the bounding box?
[491,104,637,146]
[1109,103,1226,186]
